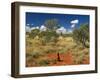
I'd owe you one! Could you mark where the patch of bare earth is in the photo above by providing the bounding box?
[26,51,89,67]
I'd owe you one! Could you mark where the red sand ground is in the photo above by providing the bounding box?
[26,51,89,67]
[47,51,74,66]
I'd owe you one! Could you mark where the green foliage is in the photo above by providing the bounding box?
[27,51,41,59]
[80,24,89,42]
[62,33,73,37]
[26,32,30,35]
[73,28,81,44]
[74,52,85,64]
[39,30,59,44]
[32,52,40,59]
[38,60,50,66]
[73,24,89,48]
[29,29,40,38]
[26,20,90,66]
[44,19,59,30]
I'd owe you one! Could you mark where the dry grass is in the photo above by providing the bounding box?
[26,36,89,67]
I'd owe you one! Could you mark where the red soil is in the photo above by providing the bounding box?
[26,51,89,67]
[47,51,74,66]
[82,57,90,64]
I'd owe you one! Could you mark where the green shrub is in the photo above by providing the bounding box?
[38,60,50,66]
[31,51,42,59]
[74,53,85,64]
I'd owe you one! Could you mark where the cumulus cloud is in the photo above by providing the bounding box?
[26,26,40,32]
[30,27,36,30]
[40,25,47,31]
[56,27,67,34]
[70,19,79,28]
[71,19,79,24]
[71,24,76,28]
[30,26,39,31]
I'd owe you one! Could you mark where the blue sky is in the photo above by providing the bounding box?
[26,12,89,30]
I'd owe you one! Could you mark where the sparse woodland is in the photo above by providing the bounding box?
[26,19,89,67]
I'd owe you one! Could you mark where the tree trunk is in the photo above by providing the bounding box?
[82,38,87,48]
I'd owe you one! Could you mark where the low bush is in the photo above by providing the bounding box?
[38,60,50,66]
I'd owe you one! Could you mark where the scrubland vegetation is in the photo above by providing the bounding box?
[26,19,89,67]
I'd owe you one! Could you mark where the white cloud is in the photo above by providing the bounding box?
[26,26,31,32]
[56,27,67,34]
[71,19,79,24]
[40,25,47,31]
[67,29,73,33]
[30,26,40,31]
[30,27,36,30]
[71,24,76,28]
[27,24,30,26]
[70,19,79,28]
[26,26,40,32]
[36,26,39,29]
